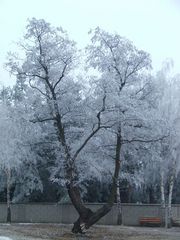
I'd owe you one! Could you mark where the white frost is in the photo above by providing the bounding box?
[0,237,13,240]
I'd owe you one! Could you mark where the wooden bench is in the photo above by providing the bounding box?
[140,217,161,227]
[172,218,180,227]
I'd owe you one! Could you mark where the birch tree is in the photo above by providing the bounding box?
[143,62,180,227]
[157,68,180,227]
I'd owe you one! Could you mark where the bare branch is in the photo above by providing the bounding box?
[35,25,43,55]
[30,117,55,123]
[122,135,169,144]
[19,71,46,81]
[29,79,50,98]
[126,56,148,79]
[22,141,56,147]
[124,61,130,79]
[72,95,107,161]
[96,94,106,127]
[135,81,149,96]
[37,58,48,75]
[27,73,46,80]
[101,37,127,91]
[53,62,68,91]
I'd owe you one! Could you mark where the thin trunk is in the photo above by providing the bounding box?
[117,180,122,225]
[167,173,174,228]
[6,168,11,223]
[160,171,165,208]
[160,170,166,227]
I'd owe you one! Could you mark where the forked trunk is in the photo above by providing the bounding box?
[49,81,113,233]
[69,132,122,233]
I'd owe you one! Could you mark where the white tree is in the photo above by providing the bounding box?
[86,28,169,224]
[153,63,180,227]
[7,19,164,232]
[0,99,42,222]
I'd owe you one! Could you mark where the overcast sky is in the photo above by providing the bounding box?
[0,0,179,86]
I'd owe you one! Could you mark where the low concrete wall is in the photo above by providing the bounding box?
[0,203,180,225]
[0,204,7,223]
[122,204,163,226]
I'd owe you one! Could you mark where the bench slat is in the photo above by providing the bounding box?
[140,220,160,222]
[140,217,161,226]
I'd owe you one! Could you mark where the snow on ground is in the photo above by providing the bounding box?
[0,224,180,240]
[0,238,12,240]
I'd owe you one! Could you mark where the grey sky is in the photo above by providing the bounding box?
[0,0,179,86]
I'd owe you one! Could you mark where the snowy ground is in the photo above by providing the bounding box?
[0,237,13,240]
[0,224,180,240]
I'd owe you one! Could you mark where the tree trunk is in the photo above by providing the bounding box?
[50,86,121,233]
[117,180,122,225]
[160,170,166,227]
[70,132,122,233]
[167,173,174,228]
[160,171,165,208]
[6,168,11,223]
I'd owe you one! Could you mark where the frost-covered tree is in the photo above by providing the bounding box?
[86,28,168,224]
[0,99,42,222]
[0,82,44,221]
[136,61,180,226]
[7,18,107,232]
[153,63,180,227]
[7,19,162,232]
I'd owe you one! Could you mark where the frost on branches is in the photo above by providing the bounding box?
[0,96,42,222]
[6,19,167,232]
